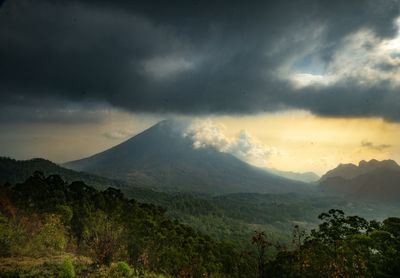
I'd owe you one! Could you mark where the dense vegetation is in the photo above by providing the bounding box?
[125,190,400,248]
[0,172,252,277]
[1,172,399,277]
[266,209,400,277]
[2,157,399,250]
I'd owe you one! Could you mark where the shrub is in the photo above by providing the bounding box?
[111,261,132,277]
[86,211,124,265]
[56,205,73,224]
[59,257,75,278]
[0,213,27,257]
[31,214,66,255]
[0,214,12,257]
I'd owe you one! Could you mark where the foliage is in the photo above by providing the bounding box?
[0,210,66,257]
[126,189,400,249]
[1,172,400,277]
[266,209,400,277]
[251,231,273,278]
[0,173,246,277]
[0,213,11,257]
[31,214,67,255]
[86,211,125,266]
[111,261,132,277]
[59,257,75,278]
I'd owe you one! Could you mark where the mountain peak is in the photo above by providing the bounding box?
[139,119,186,135]
[153,118,187,129]
[359,159,378,167]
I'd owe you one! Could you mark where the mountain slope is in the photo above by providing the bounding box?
[319,159,400,202]
[64,120,310,194]
[266,168,319,183]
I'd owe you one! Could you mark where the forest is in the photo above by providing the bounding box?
[1,172,399,277]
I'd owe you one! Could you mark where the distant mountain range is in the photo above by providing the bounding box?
[64,120,310,195]
[320,159,399,182]
[318,159,400,203]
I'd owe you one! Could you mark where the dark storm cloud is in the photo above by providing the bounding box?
[0,0,399,122]
[0,97,109,124]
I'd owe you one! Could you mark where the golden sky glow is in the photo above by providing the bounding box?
[1,110,399,176]
[210,111,400,175]
[0,111,161,164]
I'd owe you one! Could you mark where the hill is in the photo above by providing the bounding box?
[0,156,175,205]
[319,159,400,202]
[319,159,400,182]
[0,156,129,190]
[64,120,311,195]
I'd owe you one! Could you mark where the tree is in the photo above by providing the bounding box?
[252,231,272,278]
[86,211,125,266]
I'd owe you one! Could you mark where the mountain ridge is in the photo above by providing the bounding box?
[319,159,400,182]
[318,159,400,203]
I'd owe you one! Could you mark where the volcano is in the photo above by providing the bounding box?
[64,120,310,194]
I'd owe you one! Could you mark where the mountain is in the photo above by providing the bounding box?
[319,159,400,202]
[266,168,319,183]
[319,159,400,182]
[64,120,310,195]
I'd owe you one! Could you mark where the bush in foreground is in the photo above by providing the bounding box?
[59,257,75,278]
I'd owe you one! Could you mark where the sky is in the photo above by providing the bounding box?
[0,0,400,175]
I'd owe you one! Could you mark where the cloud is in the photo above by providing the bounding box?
[142,55,197,80]
[184,120,277,167]
[288,22,400,89]
[361,140,392,151]
[0,0,400,122]
[102,128,135,140]
[0,97,110,124]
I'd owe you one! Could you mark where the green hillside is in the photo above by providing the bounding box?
[0,173,250,277]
